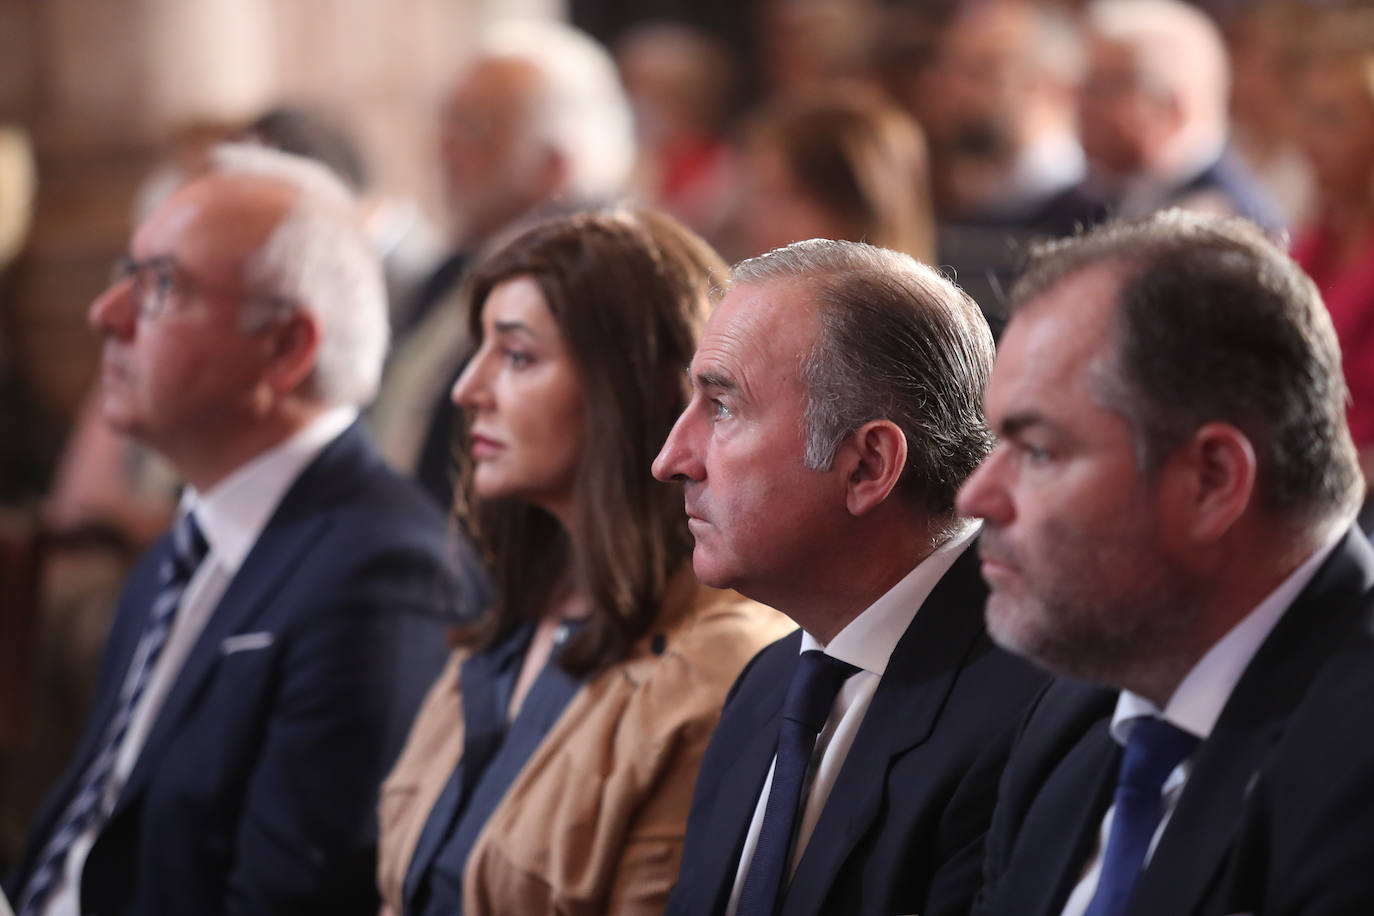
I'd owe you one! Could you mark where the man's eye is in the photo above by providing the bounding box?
[710,399,733,421]
[1019,441,1051,464]
[504,349,533,369]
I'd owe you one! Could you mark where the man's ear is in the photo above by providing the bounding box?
[262,310,320,395]
[836,419,908,517]
[1172,421,1257,542]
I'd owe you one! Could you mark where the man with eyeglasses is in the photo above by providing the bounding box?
[5,145,463,916]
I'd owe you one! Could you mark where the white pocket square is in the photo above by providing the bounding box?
[221,632,275,655]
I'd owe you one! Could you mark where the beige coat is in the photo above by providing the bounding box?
[377,573,793,915]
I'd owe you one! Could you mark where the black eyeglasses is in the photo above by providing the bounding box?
[110,256,182,321]
[109,255,296,324]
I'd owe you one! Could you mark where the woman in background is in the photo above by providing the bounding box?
[377,209,790,915]
[733,89,936,263]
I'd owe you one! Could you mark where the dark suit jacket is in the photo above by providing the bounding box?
[975,526,1374,916]
[665,542,1048,916]
[8,423,462,916]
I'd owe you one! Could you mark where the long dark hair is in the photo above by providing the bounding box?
[452,208,725,677]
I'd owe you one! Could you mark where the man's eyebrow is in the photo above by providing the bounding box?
[694,369,737,393]
[998,411,1054,438]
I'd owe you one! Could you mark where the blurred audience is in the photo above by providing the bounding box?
[367,19,635,512]
[732,90,935,263]
[7,144,460,916]
[617,22,738,246]
[0,125,55,508]
[1078,0,1283,230]
[1222,0,1318,230]
[377,209,790,916]
[1291,7,1374,491]
[915,0,1105,334]
[757,0,881,100]
[918,0,1089,227]
[241,107,446,325]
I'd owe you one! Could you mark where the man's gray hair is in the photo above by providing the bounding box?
[479,19,634,203]
[209,142,388,408]
[1088,0,1230,134]
[732,239,995,519]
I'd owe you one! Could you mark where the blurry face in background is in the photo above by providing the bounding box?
[921,3,1033,160]
[1079,36,1156,178]
[737,140,851,257]
[452,275,585,522]
[1297,58,1374,206]
[439,58,550,241]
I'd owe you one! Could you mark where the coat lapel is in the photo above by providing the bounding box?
[783,545,989,913]
[1128,527,1374,915]
[1011,721,1120,916]
[693,634,798,912]
[109,426,370,818]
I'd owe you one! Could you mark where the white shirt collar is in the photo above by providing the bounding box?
[183,406,357,574]
[800,522,981,677]
[1110,527,1346,744]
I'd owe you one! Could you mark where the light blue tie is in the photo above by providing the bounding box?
[1082,716,1200,916]
[18,511,208,916]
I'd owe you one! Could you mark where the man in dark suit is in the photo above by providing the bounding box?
[6,145,464,915]
[1078,0,1282,232]
[653,239,1047,916]
[958,210,1374,916]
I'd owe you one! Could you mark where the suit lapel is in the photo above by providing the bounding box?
[783,545,988,912]
[110,425,369,818]
[694,635,798,913]
[1129,528,1374,915]
[1011,721,1120,916]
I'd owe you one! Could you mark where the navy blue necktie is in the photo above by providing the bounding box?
[736,650,860,916]
[18,512,208,916]
[1083,716,1200,916]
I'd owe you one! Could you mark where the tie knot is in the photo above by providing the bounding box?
[167,511,209,582]
[1119,716,1199,796]
[782,650,860,734]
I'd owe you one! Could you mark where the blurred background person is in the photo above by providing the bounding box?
[732,90,935,267]
[1291,7,1374,502]
[910,0,1104,335]
[617,21,738,247]
[1078,0,1283,230]
[376,209,790,916]
[916,0,1090,229]
[756,0,881,102]
[367,19,636,513]
[1221,0,1318,231]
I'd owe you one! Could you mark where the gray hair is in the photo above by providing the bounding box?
[479,19,634,203]
[1012,209,1362,528]
[209,142,388,408]
[1088,0,1230,136]
[732,239,995,520]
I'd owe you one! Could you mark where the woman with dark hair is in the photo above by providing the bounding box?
[735,89,936,263]
[376,209,789,915]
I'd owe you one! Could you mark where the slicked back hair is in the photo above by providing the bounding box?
[1012,209,1362,528]
[732,238,995,524]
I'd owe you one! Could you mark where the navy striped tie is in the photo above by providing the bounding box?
[18,511,208,916]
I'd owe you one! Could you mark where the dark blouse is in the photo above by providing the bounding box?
[401,620,582,916]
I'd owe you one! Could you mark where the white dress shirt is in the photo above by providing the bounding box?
[725,523,981,916]
[1059,529,1343,916]
[44,407,356,916]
